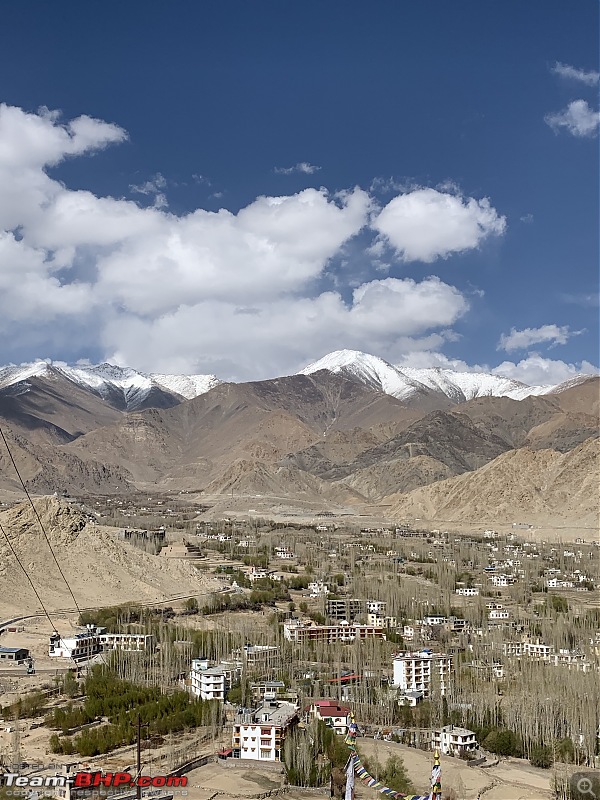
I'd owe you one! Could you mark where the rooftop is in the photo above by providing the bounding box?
[235,701,298,727]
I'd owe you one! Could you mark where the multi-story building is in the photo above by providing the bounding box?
[190,658,236,700]
[283,621,385,644]
[233,645,281,672]
[326,598,364,621]
[49,626,104,661]
[392,650,452,698]
[455,587,479,596]
[366,601,387,614]
[306,700,351,735]
[367,613,398,629]
[432,725,478,756]
[100,633,155,652]
[488,610,510,620]
[49,627,155,660]
[232,701,298,761]
[308,581,329,597]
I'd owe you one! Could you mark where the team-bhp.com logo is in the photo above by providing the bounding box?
[2,772,187,790]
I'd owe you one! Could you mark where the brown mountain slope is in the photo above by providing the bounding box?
[0,373,124,445]
[455,388,599,453]
[0,497,220,616]
[203,458,365,504]
[318,410,512,481]
[336,455,455,501]
[383,436,600,526]
[64,373,414,488]
[0,425,133,495]
[551,375,600,416]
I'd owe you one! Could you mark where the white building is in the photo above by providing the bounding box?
[49,626,104,661]
[432,725,478,756]
[423,616,447,626]
[366,601,387,614]
[455,587,479,596]
[308,581,329,597]
[274,547,294,560]
[190,658,235,700]
[306,700,351,735]
[367,613,398,629]
[232,701,298,761]
[392,650,452,698]
[488,609,510,620]
[100,633,155,652]
[489,574,515,587]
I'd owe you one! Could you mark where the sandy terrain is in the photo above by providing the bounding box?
[0,497,223,618]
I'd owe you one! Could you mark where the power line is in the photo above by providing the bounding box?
[0,518,80,670]
[0,518,56,631]
[0,425,81,614]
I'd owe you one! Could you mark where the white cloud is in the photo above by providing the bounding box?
[545,100,600,138]
[551,62,600,87]
[0,103,483,379]
[497,324,581,353]
[274,162,321,175]
[105,277,469,380]
[129,173,168,209]
[371,188,506,263]
[492,354,598,386]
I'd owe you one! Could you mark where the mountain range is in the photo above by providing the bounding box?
[0,351,597,527]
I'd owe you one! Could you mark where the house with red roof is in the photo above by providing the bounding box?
[305,699,351,735]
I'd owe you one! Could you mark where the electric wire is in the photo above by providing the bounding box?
[0,425,81,614]
[0,424,89,671]
[0,518,81,670]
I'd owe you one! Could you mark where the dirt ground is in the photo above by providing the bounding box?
[356,738,553,800]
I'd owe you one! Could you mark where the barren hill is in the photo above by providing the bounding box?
[64,372,414,488]
[0,497,220,616]
[383,436,600,527]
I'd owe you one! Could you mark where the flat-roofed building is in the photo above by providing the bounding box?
[232,701,298,761]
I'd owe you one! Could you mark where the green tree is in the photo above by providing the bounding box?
[530,746,553,769]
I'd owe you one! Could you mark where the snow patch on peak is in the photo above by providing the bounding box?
[151,373,221,400]
[0,360,222,408]
[300,350,573,404]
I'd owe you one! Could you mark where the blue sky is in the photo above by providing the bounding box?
[0,1,597,383]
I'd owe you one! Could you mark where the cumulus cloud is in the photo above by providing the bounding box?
[497,324,581,352]
[274,162,321,175]
[492,354,598,386]
[0,103,486,379]
[551,62,600,87]
[372,188,506,263]
[545,100,600,138]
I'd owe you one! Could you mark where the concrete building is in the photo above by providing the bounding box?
[306,700,351,735]
[432,725,478,756]
[49,627,154,660]
[49,627,104,661]
[283,621,385,644]
[455,587,479,596]
[190,658,235,700]
[326,598,364,621]
[233,645,281,671]
[0,646,30,665]
[392,650,452,698]
[232,701,298,761]
[100,633,155,652]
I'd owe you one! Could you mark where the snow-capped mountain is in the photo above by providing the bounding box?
[299,349,587,404]
[0,360,221,410]
[0,352,592,413]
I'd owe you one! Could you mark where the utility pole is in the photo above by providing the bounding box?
[131,713,150,800]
